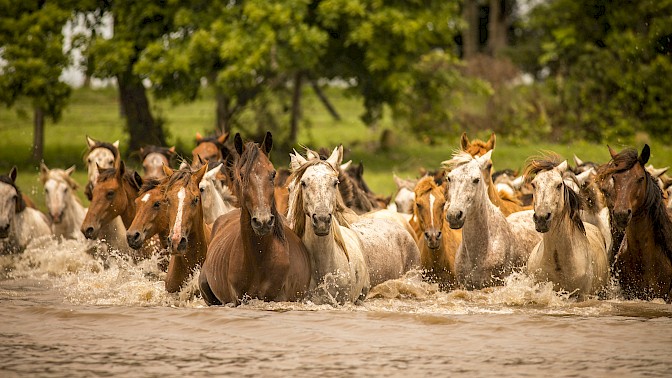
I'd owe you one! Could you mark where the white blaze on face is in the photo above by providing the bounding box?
[172,188,186,240]
[141,193,151,203]
[429,193,435,228]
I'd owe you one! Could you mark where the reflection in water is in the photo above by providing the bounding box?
[1,238,671,376]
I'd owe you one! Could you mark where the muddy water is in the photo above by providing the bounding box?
[1,237,671,377]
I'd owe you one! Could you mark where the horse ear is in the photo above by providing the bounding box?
[86,135,96,148]
[234,133,244,155]
[325,146,341,169]
[217,132,229,145]
[112,140,120,149]
[118,160,126,176]
[205,163,223,180]
[139,147,145,157]
[168,146,176,154]
[576,168,594,186]
[556,160,569,172]
[573,154,584,167]
[487,132,496,150]
[65,165,76,176]
[9,166,18,182]
[162,163,174,177]
[39,162,49,179]
[133,171,143,189]
[356,162,364,176]
[196,132,203,142]
[290,150,307,171]
[340,160,352,171]
[607,145,618,159]
[393,174,404,188]
[194,163,208,185]
[197,154,205,167]
[460,132,470,150]
[478,150,493,166]
[639,144,650,166]
[96,162,103,174]
[306,148,320,161]
[262,131,273,155]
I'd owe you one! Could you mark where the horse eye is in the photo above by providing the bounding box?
[108,159,114,165]
[637,177,645,183]
[301,180,307,188]
[416,202,422,209]
[446,177,452,183]
[192,197,199,205]
[45,188,49,194]
[153,201,161,209]
[472,178,480,184]
[530,183,536,189]
[199,187,204,193]
[64,188,68,193]
[87,158,92,163]
[333,180,339,187]
[556,183,562,189]
[106,190,115,199]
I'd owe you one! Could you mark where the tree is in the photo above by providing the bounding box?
[77,0,173,152]
[0,2,72,163]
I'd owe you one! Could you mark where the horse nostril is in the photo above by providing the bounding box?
[133,232,141,241]
[268,215,275,224]
[436,231,442,239]
[252,217,260,226]
[457,211,463,219]
[544,212,551,220]
[627,209,632,215]
[312,214,318,224]
[424,231,430,239]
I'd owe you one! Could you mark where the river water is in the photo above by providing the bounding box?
[1,237,670,377]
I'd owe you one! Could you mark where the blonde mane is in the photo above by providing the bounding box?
[441,150,476,170]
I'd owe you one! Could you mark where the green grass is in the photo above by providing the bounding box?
[1,86,671,212]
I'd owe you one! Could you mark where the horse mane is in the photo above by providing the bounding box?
[525,157,586,235]
[140,145,174,160]
[442,150,475,170]
[414,176,437,197]
[0,175,26,213]
[464,140,491,157]
[43,169,80,191]
[98,166,142,192]
[163,168,195,190]
[139,177,166,195]
[236,141,285,241]
[288,160,356,259]
[605,149,672,260]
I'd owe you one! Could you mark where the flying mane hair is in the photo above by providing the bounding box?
[524,156,586,235]
[0,174,26,213]
[287,159,356,259]
[414,176,438,197]
[441,150,476,170]
[235,141,286,242]
[603,148,672,261]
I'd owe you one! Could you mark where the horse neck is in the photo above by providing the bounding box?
[165,208,209,292]
[56,193,87,236]
[541,208,589,264]
[119,182,138,228]
[461,183,505,251]
[625,210,663,253]
[302,216,347,277]
[239,207,280,262]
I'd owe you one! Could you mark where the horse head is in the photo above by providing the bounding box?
[445,150,493,229]
[140,145,175,179]
[127,177,168,250]
[164,164,207,253]
[40,163,78,224]
[608,144,652,230]
[191,132,229,169]
[0,167,22,239]
[526,159,572,233]
[413,176,447,250]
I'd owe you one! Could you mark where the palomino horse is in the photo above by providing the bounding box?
[190,132,231,169]
[525,159,608,296]
[80,161,142,257]
[161,164,211,293]
[445,150,540,289]
[126,177,169,251]
[139,145,175,179]
[457,131,527,216]
[413,176,462,290]
[199,163,236,226]
[199,132,312,305]
[0,167,51,253]
[39,163,87,240]
[84,135,120,200]
[605,145,672,301]
[287,148,370,304]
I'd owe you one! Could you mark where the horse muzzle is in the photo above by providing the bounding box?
[251,214,275,236]
[0,223,9,239]
[311,213,332,237]
[533,212,551,233]
[170,234,188,254]
[50,212,63,224]
[126,231,145,250]
[446,210,465,229]
[613,209,632,230]
[81,225,99,240]
[424,230,442,250]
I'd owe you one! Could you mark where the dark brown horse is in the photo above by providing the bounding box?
[162,164,211,293]
[80,161,143,257]
[199,132,311,305]
[606,144,672,301]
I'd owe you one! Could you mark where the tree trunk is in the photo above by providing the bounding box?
[289,72,303,146]
[117,68,165,153]
[31,106,45,163]
[215,86,232,134]
[462,0,480,59]
[310,80,341,121]
[487,0,508,57]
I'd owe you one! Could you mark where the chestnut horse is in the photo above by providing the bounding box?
[126,177,170,251]
[606,145,672,301]
[80,161,142,257]
[190,132,231,169]
[199,132,311,305]
[162,164,211,293]
[84,135,120,201]
[413,176,462,290]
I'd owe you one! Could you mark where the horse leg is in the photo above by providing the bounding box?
[198,271,222,306]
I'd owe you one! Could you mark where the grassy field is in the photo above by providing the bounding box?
[1,86,671,212]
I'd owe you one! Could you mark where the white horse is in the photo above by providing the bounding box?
[296,146,420,288]
[444,150,540,289]
[199,163,237,226]
[389,174,417,214]
[39,163,87,240]
[288,148,370,304]
[84,135,119,200]
[526,160,609,296]
[0,167,52,253]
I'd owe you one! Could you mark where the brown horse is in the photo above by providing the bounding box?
[605,145,672,301]
[413,177,462,290]
[199,132,311,305]
[162,164,211,293]
[190,132,231,169]
[126,177,170,251]
[458,132,527,216]
[80,161,143,257]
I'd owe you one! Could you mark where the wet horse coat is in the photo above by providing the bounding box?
[40,163,87,240]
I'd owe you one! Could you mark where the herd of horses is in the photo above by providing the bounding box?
[1,131,671,304]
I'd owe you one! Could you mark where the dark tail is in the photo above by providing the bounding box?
[198,271,222,306]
